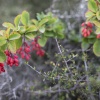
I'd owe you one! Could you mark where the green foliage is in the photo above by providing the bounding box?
[88,0,98,12]
[38,37,47,47]
[93,39,100,56]
[81,38,90,51]
[14,15,21,28]
[81,0,100,56]
[0,50,6,63]
[0,11,65,62]
[21,11,30,26]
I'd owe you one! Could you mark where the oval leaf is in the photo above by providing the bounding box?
[93,39,100,56]
[2,22,14,29]
[88,0,98,12]
[25,33,36,40]
[15,38,22,50]
[14,15,21,27]
[38,37,47,47]
[81,39,90,51]
[21,11,30,26]
[26,25,37,32]
[9,33,21,40]
[0,50,6,63]
[0,37,6,46]
[8,41,16,53]
[85,11,95,18]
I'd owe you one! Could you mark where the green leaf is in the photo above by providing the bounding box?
[3,22,14,29]
[48,17,57,24]
[25,33,36,40]
[0,50,6,63]
[57,33,65,39]
[87,33,96,38]
[81,39,90,51]
[39,26,45,33]
[96,11,100,20]
[0,37,6,46]
[26,25,37,32]
[14,14,21,27]
[92,20,100,27]
[0,44,7,51]
[0,30,5,36]
[85,11,95,18]
[93,39,100,56]
[15,38,22,50]
[8,41,16,53]
[95,28,100,34]
[9,33,21,40]
[19,26,26,34]
[39,18,48,27]
[88,38,96,44]
[88,0,98,12]
[44,31,54,37]
[38,37,47,47]
[31,19,38,25]
[21,11,30,26]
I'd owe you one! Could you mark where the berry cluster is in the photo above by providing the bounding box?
[17,42,31,60]
[5,50,19,67]
[81,22,93,37]
[0,37,45,74]
[31,38,45,57]
[0,63,5,73]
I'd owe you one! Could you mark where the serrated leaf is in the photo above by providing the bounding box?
[88,0,98,12]
[9,33,21,40]
[3,22,14,29]
[93,40,100,56]
[0,50,6,63]
[25,33,36,40]
[8,41,16,53]
[14,14,21,27]
[21,11,30,26]
[38,37,47,47]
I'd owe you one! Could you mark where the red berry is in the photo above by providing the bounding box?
[97,34,100,39]
[25,54,30,60]
[0,63,5,73]
[81,22,85,27]
[87,22,93,28]
[36,50,45,57]
[25,47,30,53]
[21,52,25,58]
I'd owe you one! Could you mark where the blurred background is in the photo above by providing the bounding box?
[1,0,100,100]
